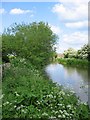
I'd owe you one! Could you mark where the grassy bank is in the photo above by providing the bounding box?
[2,58,90,119]
[57,58,89,68]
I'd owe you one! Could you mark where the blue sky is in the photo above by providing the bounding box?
[0,0,89,53]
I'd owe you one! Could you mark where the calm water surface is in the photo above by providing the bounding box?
[45,63,89,103]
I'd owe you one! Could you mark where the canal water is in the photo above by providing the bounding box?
[45,63,89,103]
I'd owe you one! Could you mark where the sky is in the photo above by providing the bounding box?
[0,0,89,53]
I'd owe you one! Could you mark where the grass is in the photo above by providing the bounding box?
[57,58,89,68]
[2,58,90,119]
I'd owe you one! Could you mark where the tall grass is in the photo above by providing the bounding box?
[2,58,90,119]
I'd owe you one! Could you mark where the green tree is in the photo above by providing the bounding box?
[63,48,77,58]
[77,44,90,60]
[2,22,57,68]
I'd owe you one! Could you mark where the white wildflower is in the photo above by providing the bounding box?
[16,106,20,110]
[47,94,53,98]
[0,94,4,99]
[20,105,24,108]
[42,112,48,116]
[3,101,9,106]
[62,114,65,118]
[83,102,87,105]
[50,116,56,119]
[14,105,17,108]
[71,91,75,94]
[59,91,65,95]
[21,109,27,113]
[58,103,63,106]
[67,105,71,108]
[9,103,12,105]
[58,115,62,118]
[55,111,58,114]
[59,110,63,114]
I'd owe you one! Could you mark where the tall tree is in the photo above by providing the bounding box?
[2,22,57,67]
[77,44,90,60]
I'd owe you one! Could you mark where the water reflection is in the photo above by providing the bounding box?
[45,63,89,103]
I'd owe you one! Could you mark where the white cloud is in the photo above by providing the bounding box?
[0,8,5,14]
[49,25,88,53]
[51,0,88,53]
[62,32,87,45]
[56,31,88,53]
[65,21,88,28]
[52,3,88,21]
[49,24,62,34]
[10,8,33,15]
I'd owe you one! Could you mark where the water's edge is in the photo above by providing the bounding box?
[45,63,89,103]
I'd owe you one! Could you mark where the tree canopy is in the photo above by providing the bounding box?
[77,44,90,60]
[2,22,57,68]
[63,44,90,60]
[63,48,77,58]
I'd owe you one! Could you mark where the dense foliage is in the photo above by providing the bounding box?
[58,58,89,68]
[63,48,77,58]
[2,22,57,68]
[2,58,90,119]
[63,44,90,60]
[77,44,90,60]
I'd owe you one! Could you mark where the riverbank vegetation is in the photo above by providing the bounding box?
[63,44,90,60]
[2,22,90,119]
[2,58,90,119]
[57,44,90,68]
[57,58,89,68]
